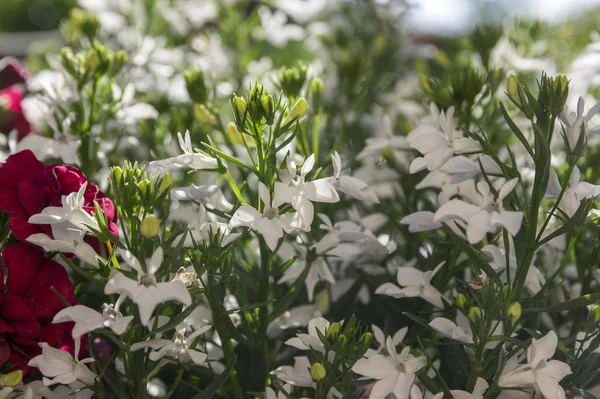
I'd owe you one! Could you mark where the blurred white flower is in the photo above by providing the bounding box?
[28,343,96,387]
[435,179,523,244]
[376,263,445,309]
[147,131,218,176]
[429,311,474,344]
[432,377,489,399]
[130,325,211,364]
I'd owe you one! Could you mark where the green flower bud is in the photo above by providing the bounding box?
[194,104,217,125]
[277,64,308,98]
[585,304,600,332]
[310,78,324,113]
[112,166,123,188]
[310,362,326,382]
[184,70,209,104]
[282,98,308,126]
[0,370,22,387]
[261,94,275,125]
[326,322,341,341]
[467,307,482,324]
[335,334,348,353]
[158,174,173,196]
[232,96,247,131]
[140,215,161,238]
[357,332,373,357]
[137,179,150,197]
[538,73,569,117]
[506,302,522,324]
[455,293,469,311]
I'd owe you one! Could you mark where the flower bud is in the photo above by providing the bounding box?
[310,78,324,113]
[232,96,247,131]
[140,215,161,238]
[261,94,275,125]
[112,166,123,188]
[137,179,150,198]
[310,362,326,382]
[357,332,373,357]
[158,174,173,196]
[193,104,217,125]
[335,334,348,353]
[282,98,308,126]
[0,370,22,387]
[185,70,209,104]
[277,64,308,98]
[585,304,600,332]
[467,307,482,324]
[326,322,341,341]
[506,302,522,324]
[455,293,469,311]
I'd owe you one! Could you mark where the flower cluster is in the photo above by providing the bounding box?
[1,1,600,398]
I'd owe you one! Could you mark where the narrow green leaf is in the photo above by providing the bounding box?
[192,356,237,399]
[500,103,534,159]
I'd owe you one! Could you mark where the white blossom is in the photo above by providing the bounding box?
[498,331,571,399]
[104,248,192,326]
[147,130,218,176]
[28,343,96,387]
[130,326,211,364]
[429,311,474,344]
[376,263,445,309]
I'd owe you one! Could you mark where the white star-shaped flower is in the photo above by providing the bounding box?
[104,248,192,326]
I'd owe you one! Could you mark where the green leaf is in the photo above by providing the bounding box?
[202,143,254,171]
[191,356,237,399]
[88,336,129,399]
[500,103,534,159]
[523,293,600,314]
[142,300,200,339]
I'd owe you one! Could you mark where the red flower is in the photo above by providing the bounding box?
[0,244,76,375]
[0,58,30,140]
[0,86,31,139]
[0,57,27,91]
[0,150,118,247]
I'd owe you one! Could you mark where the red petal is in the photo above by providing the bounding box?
[0,150,44,187]
[0,340,10,368]
[24,259,74,321]
[0,187,21,213]
[17,180,43,216]
[3,244,43,296]
[52,165,87,195]
[1,293,39,339]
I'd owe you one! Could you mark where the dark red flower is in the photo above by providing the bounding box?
[0,150,118,247]
[0,86,31,139]
[0,58,30,140]
[0,57,27,91]
[0,244,76,375]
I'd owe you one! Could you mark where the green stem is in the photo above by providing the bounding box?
[312,113,320,162]
[163,368,184,399]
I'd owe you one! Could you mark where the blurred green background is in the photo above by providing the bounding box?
[0,0,75,32]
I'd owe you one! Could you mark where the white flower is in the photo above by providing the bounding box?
[272,356,313,387]
[329,152,379,203]
[130,325,211,365]
[285,317,329,353]
[17,120,79,165]
[267,304,321,338]
[256,6,305,47]
[114,83,159,125]
[278,255,335,302]
[546,166,600,217]
[559,96,600,150]
[400,211,442,233]
[27,228,100,267]
[367,326,408,357]
[356,114,409,161]
[498,331,571,399]
[429,311,474,344]
[375,263,445,309]
[230,182,303,251]
[352,341,427,399]
[432,377,489,399]
[273,154,340,229]
[408,105,482,173]
[28,343,96,387]
[146,130,218,176]
[104,248,192,326]
[435,179,523,244]
[52,297,134,338]
[482,238,543,295]
[28,182,99,232]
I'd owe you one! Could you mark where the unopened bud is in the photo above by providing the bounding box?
[506,302,522,324]
[282,98,308,126]
[455,293,469,311]
[140,215,161,238]
[467,307,482,324]
[310,362,326,382]
[112,166,123,187]
[193,103,217,125]
[158,174,172,196]
[261,94,275,125]
[137,180,150,197]
[507,75,519,102]
[310,78,324,113]
[232,96,247,131]
[326,322,341,341]
[0,370,22,387]
[585,304,600,332]
[184,70,209,104]
[335,334,348,353]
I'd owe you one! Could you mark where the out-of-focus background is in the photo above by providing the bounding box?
[3,0,600,53]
